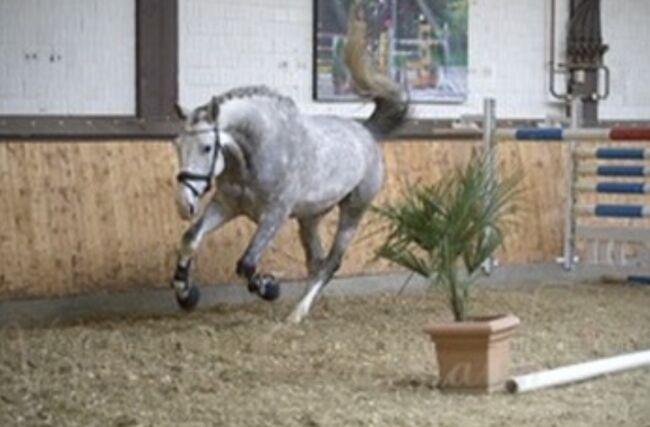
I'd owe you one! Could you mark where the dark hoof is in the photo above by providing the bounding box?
[176,286,200,311]
[259,281,280,301]
[248,274,281,301]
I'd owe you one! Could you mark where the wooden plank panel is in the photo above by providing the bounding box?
[0,139,569,300]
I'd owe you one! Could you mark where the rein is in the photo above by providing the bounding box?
[176,127,222,198]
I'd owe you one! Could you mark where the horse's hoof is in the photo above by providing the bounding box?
[248,274,280,301]
[259,280,280,301]
[176,286,200,311]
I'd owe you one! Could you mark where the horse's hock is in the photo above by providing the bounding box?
[0,139,564,300]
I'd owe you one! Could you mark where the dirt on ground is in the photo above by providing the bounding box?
[1,282,650,427]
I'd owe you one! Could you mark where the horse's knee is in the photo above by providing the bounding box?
[173,259,192,284]
[181,230,195,247]
[329,256,342,274]
[306,257,325,277]
[182,218,204,247]
[313,256,341,282]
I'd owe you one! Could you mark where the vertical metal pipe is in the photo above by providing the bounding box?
[548,0,564,100]
[483,98,496,169]
[562,97,583,270]
[482,98,497,275]
[388,0,397,80]
[566,0,607,125]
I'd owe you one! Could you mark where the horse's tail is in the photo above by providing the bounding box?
[344,2,409,139]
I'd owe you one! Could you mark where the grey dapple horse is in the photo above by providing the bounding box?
[171,8,408,323]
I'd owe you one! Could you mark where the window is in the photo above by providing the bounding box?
[0,0,178,138]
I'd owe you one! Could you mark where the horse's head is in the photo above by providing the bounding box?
[173,98,226,220]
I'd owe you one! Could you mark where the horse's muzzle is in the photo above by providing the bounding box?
[175,185,197,220]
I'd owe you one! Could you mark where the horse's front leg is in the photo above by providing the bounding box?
[236,206,290,301]
[173,200,235,310]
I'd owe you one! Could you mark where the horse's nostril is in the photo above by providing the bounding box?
[188,205,195,216]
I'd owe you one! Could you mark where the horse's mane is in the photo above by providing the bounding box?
[213,85,296,111]
[189,85,297,128]
[205,86,299,147]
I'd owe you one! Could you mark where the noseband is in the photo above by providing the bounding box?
[176,127,222,198]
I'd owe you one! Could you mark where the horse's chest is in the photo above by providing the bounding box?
[216,180,268,220]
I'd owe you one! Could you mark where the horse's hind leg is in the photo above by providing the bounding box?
[298,214,326,277]
[286,198,368,324]
[173,200,235,310]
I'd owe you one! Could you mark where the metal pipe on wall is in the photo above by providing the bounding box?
[548,0,609,125]
[566,0,609,125]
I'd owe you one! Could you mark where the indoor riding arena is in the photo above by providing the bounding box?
[2,1,650,426]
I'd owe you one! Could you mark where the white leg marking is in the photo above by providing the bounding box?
[173,280,189,298]
[286,280,325,324]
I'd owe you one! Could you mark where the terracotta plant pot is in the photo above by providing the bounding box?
[424,314,520,393]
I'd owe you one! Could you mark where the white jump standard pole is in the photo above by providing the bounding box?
[560,97,582,270]
[506,349,650,393]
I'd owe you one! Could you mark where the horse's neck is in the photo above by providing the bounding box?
[219,96,297,148]
[220,130,249,176]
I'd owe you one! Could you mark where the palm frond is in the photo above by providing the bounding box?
[374,150,523,321]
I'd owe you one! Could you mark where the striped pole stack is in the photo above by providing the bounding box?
[577,164,650,177]
[495,127,650,142]
[491,118,650,281]
[495,125,650,221]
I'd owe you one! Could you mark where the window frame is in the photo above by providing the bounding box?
[0,0,179,140]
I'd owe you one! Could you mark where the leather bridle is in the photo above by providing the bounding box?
[176,127,222,198]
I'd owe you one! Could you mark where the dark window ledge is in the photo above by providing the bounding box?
[0,117,181,140]
[3,116,648,142]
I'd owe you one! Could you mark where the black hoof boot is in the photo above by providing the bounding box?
[176,286,200,311]
[248,274,281,301]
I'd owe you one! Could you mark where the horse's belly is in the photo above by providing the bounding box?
[291,181,359,217]
[292,197,341,217]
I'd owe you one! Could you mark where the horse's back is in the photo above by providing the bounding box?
[289,115,383,217]
[301,115,378,169]
[217,96,383,218]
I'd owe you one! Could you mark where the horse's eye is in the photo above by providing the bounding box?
[202,145,212,154]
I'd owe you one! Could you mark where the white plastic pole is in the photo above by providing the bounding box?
[506,349,650,393]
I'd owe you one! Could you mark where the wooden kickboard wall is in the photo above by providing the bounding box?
[0,139,568,299]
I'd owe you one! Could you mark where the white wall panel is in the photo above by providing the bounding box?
[178,0,554,119]
[600,0,650,120]
[0,0,135,115]
[178,0,649,121]
[179,0,312,111]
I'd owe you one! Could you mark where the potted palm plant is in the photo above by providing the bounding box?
[375,151,522,393]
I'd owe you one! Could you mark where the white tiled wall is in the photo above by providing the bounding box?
[466,0,553,119]
[179,0,544,119]
[1,0,646,119]
[180,0,649,121]
[0,0,135,115]
[600,0,650,120]
[179,0,312,109]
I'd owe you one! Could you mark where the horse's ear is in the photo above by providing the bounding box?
[207,97,220,123]
[174,104,190,120]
